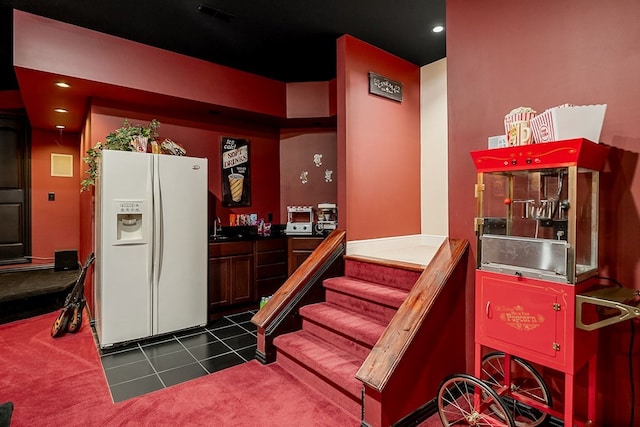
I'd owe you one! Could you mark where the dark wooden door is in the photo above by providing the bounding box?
[0,114,30,265]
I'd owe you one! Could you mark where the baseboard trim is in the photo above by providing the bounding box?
[391,397,438,427]
[255,349,268,364]
[360,397,438,427]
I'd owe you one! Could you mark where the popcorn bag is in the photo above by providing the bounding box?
[503,107,537,136]
[131,136,148,152]
[504,107,537,146]
[530,104,607,143]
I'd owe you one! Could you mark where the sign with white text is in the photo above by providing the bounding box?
[368,72,403,102]
[221,136,251,206]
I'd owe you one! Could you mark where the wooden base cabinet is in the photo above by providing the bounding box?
[287,236,324,276]
[207,236,325,318]
[208,255,253,308]
[208,241,254,315]
[255,237,287,299]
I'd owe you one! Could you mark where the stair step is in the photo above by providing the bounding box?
[324,276,408,307]
[344,258,421,291]
[300,303,385,349]
[323,276,408,323]
[274,330,364,402]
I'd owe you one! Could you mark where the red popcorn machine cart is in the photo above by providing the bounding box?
[437,139,640,426]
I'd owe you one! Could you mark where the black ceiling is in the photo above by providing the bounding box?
[1,0,445,89]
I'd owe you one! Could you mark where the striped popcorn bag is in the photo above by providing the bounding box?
[530,104,606,143]
[504,107,537,145]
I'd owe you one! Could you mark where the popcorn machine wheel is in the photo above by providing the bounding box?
[435,139,640,426]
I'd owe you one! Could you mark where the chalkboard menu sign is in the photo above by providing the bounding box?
[368,72,403,102]
[221,136,251,206]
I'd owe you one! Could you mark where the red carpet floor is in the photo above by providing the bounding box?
[0,311,359,426]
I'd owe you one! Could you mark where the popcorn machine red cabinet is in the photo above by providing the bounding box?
[471,138,609,426]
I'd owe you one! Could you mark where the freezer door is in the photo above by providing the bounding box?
[95,150,153,347]
[153,154,208,335]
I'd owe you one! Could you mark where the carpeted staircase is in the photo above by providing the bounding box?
[273,257,421,417]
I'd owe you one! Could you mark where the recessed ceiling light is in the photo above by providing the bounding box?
[55,82,70,88]
[54,108,68,113]
[55,125,65,129]
[432,25,444,33]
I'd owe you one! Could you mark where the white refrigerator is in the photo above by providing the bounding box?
[94,150,208,349]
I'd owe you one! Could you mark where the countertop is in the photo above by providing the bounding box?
[209,225,283,243]
[208,233,287,243]
[208,225,326,243]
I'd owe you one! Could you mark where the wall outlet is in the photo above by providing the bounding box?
[48,192,55,201]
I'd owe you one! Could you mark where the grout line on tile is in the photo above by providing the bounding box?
[97,310,256,400]
[107,371,160,388]
[176,333,213,375]
[138,341,167,388]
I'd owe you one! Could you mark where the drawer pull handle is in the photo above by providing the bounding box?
[486,301,491,318]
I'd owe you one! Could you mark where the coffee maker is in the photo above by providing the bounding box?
[315,203,337,235]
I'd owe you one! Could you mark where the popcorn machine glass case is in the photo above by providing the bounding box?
[472,138,609,285]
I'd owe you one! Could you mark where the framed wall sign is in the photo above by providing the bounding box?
[368,72,403,102]
[221,136,251,206]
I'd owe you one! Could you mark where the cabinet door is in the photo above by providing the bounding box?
[209,258,230,308]
[230,255,253,304]
[289,252,312,276]
[256,277,284,299]
[476,270,565,365]
[287,237,324,276]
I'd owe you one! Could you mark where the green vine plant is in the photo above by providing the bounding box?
[81,119,160,191]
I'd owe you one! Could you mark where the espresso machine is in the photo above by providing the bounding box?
[315,203,337,235]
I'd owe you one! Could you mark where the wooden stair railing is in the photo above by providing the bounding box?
[356,237,469,426]
[251,229,346,364]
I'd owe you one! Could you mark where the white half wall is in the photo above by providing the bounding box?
[420,58,449,236]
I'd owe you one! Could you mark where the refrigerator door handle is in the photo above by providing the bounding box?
[152,157,163,296]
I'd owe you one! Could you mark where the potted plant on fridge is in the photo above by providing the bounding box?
[81,118,160,191]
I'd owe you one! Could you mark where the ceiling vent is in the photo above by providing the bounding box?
[198,4,235,22]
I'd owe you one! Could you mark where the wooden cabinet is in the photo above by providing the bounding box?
[207,236,328,317]
[287,236,324,276]
[208,241,254,314]
[254,237,287,299]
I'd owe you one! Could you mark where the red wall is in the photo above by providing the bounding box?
[279,130,337,223]
[286,82,332,118]
[337,35,421,241]
[88,104,281,230]
[447,0,640,424]
[30,129,81,264]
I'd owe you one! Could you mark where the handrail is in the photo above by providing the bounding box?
[355,237,469,391]
[252,229,345,327]
[251,229,346,363]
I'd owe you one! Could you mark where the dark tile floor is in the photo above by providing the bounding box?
[96,310,258,403]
